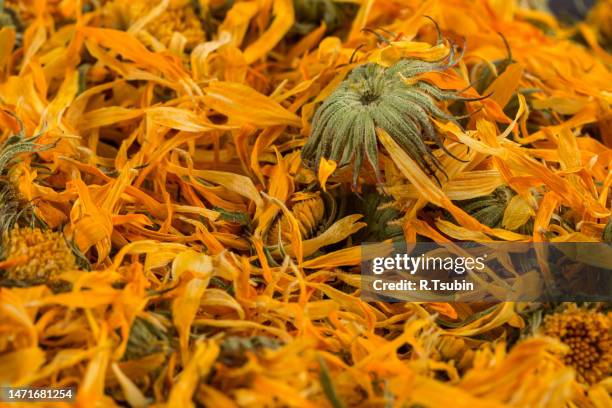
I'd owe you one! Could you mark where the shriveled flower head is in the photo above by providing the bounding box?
[457,186,515,228]
[105,0,205,49]
[543,306,611,384]
[1,227,76,282]
[302,50,476,187]
[266,192,326,246]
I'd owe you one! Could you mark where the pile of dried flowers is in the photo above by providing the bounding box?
[0,0,610,406]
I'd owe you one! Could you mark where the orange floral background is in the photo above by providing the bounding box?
[0,0,610,406]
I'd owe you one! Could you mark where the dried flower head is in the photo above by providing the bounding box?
[456,186,533,233]
[105,0,205,48]
[457,186,516,228]
[543,306,611,384]
[266,192,327,246]
[302,52,475,187]
[349,188,403,242]
[1,227,76,282]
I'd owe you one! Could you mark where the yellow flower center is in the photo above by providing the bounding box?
[128,0,205,48]
[544,308,611,384]
[2,228,76,281]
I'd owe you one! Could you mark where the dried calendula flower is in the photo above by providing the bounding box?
[349,188,403,242]
[456,186,533,232]
[457,186,515,228]
[105,0,205,49]
[543,306,612,384]
[302,52,477,187]
[1,227,76,282]
[266,191,327,246]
